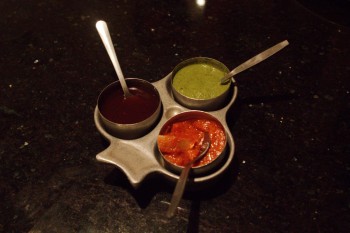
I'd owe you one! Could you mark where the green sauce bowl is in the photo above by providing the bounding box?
[171,57,231,111]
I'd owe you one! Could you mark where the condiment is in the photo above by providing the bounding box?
[158,118,226,167]
[172,63,230,99]
[99,82,160,124]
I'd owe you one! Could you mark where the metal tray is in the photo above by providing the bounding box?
[94,72,238,189]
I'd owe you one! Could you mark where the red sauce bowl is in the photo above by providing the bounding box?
[157,111,227,176]
[98,78,161,139]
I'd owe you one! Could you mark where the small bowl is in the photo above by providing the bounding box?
[97,78,161,139]
[157,111,228,176]
[171,57,231,111]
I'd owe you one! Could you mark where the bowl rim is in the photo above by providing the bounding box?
[157,110,228,173]
[97,78,162,126]
[171,56,231,101]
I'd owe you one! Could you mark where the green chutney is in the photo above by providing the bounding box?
[172,63,230,99]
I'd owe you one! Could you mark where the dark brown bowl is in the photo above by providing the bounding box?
[97,78,162,139]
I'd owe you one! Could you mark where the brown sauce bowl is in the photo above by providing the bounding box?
[97,78,162,139]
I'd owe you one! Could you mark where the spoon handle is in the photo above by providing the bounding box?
[96,20,132,97]
[220,40,289,84]
[166,165,192,218]
[166,132,210,218]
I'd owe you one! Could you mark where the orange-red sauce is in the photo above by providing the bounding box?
[158,119,226,167]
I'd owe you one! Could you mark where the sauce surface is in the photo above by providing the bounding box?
[99,83,159,124]
[172,63,230,99]
[158,118,226,167]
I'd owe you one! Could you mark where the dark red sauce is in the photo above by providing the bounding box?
[98,81,160,124]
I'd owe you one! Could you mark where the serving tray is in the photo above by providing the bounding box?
[94,72,238,189]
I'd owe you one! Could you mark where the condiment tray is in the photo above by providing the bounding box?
[94,73,238,189]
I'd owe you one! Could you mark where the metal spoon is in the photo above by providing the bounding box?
[96,20,132,98]
[166,132,211,218]
[220,40,289,84]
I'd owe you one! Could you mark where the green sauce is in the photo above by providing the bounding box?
[172,63,230,99]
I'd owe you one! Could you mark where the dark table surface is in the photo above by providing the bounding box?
[1,0,349,232]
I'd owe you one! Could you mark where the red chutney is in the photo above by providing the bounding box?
[158,118,226,167]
